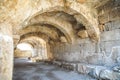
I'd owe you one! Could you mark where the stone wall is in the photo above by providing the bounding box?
[52,40,100,64]
[52,0,120,67]
[98,0,120,66]
[0,0,120,80]
[53,36,120,66]
[0,22,13,80]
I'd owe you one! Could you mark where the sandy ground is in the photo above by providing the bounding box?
[13,58,96,80]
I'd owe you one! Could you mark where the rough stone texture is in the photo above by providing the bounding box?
[88,66,107,78]
[99,69,120,80]
[113,65,120,73]
[77,63,96,74]
[0,0,100,41]
[77,30,88,38]
[0,23,13,80]
[13,58,96,80]
[0,0,120,80]
[60,36,67,43]
[88,66,120,80]
[52,0,120,68]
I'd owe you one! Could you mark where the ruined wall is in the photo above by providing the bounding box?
[52,0,120,67]
[53,40,99,64]
[0,22,13,80]
[98,0,120,66]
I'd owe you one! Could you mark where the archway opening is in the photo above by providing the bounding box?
[14,36,49,63]
[15,43,33,58]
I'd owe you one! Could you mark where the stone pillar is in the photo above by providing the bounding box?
[0,22,13,80]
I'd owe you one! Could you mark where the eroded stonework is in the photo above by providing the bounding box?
[0,0,120,80]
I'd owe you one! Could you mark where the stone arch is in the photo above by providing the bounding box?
[19,34,53,60]
[30,15,74,43]
[21,2,99,41]
[19,25,60,41]
[20,36,46,50]
[20,36,48,59]
[19,32,49,43]
[26,15,74,43]
[20,36,46,44]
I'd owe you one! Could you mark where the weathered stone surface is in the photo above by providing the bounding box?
[98,0,120,24]
[0,0,120,80]
[117,57,120,63]
[88,66,106,78]
[13,59,96,80]
[89,66,120,80]
[77,30,88,39]
[52,60,77,71]
[76,0,86,4]
[99,69,118,80]
[60,36,67,43]
[61,62,77,71]
[113,66,120,73]
[0,23,13,80]
[86,54,104,65]
[77,64,96,74]
[52,60,62,66]
[101,29,120,41]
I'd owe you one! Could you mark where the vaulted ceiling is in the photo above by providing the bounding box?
[0,0,111,47]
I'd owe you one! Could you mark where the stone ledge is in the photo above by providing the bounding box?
[51,61,120,80]
[52,60,77,71]
[77,63,96,74]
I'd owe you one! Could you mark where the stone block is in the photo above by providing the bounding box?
[100,69,115,80]
[77,63,96,74]
[101,29,120,41]
[52,60,62,66]
[86,54,104,65]
[60,36,67,43]
[77,30,88,39]
[100,69,120,80]
[88,65,120,80]
[62,62,77,71]
[113,66,120,73]
[88,66,106,79]
[76,0,86,4]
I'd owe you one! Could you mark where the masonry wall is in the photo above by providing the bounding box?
[52,0,120,67]
[0,22,13,80]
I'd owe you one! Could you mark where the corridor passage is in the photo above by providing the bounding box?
[13,58,96,80]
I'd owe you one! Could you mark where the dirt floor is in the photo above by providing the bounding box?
[13,58,96,80]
